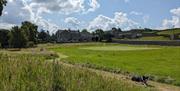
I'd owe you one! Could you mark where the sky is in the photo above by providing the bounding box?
[0,0,180,33]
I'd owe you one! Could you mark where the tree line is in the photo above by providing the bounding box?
[0,21,56,48]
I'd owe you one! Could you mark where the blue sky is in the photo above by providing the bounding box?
[0,0,180,33]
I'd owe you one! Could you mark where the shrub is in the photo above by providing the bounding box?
[157,76,175,84]
[27,41,35,48]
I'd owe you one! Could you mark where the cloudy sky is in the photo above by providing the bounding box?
[0,0,180,33]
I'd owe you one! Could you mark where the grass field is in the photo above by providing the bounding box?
[137,36,170,41]
[0,51,151,91]
[50,43,180,86]
[157,28,180,35]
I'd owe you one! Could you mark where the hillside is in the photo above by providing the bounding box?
[157,28,180,35]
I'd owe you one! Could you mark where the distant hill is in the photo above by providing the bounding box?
[157,28,180,35]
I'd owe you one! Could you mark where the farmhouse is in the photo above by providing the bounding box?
[115,29,143,39]
[56,29,93,43]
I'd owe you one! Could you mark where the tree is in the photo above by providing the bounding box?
[9,26,28,48]
[95,29,104,41]
[0,0,7,16]
[112,27,122,32]
[50,33,57,42]
[81,29,88,33]
[0,29,9,48]
[117,28,122,32]
[103,31,113,42]
[21,21,38,44]
[38,30,50,43]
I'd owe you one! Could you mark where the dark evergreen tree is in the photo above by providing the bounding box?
[9,26,28,48]
[38,30,51,43]
[0,29,9,48]
[103,31,113,42]
[0,0,7,16]
[81,29,88,33]
[95,29,104,41]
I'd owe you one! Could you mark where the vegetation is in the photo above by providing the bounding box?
[0,29,9,48]
[38,30,51,43]
[0,0,7,16]
[50,43,180,86]
[137,36,170,41]
[21,21,38,44]
[0,21,57,48]
[9,26,28,48]
[0,51,150,91]
[157,28,180,35]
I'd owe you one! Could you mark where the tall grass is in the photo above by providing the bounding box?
[0,53,151,91]
[50,43,180,86]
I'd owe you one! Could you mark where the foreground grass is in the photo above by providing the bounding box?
[0,52,150,91]
[50,43,180,86]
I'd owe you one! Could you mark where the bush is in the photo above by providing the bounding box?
[27,41,35,48]
[157,76,175,84]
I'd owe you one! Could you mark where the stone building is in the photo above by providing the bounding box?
[56,29,93,43]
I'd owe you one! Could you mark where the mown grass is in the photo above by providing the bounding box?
[0,52,151,91]
[50,43,180,86]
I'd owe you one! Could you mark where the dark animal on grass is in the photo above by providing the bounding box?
[131,75,149,86]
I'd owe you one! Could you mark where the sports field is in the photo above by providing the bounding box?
[50,43,180,86]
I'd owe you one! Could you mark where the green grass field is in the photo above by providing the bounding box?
[0,51,151,91]
[50,43,180,86]
[157,28,180,35]
[137,36,170,41]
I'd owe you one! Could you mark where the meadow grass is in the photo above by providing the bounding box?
[158,29,180,35]
[0,52,151,91]
[138,36,170,41]
[80,46,160,51]
[50,43,180,86]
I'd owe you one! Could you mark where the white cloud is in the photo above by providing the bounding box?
[161,7,180,29]
[84,0,100,14]
[130,11,143,15]
[88,15,114,30]
[88,12,138,31]
[28,0,100,15]
[1,0,101,33]
[0,23,16,29]
[0,0,61,34]
[35,18,61,34]
[65,17,81,27]
[170,7,180,16]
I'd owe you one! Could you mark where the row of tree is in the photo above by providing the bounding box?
[0,21,55,48]
[92,28,122,42]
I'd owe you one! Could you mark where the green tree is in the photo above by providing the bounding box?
[112,27,122,32]
[9,26,28,48]
[81,29,88,33]
[95,29,104,41]
[50,33,57,42]
[0,29,9,48]
[21,21,38,44]
[0,0,7,16]
[38,30,50,43]
[103,31,113,42]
